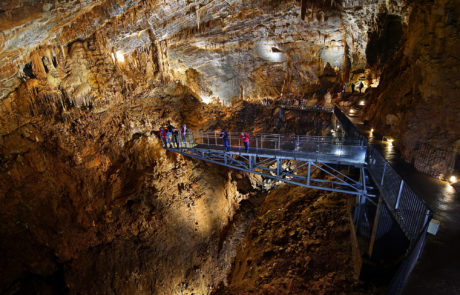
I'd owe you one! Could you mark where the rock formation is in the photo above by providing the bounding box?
[0,0,458,293]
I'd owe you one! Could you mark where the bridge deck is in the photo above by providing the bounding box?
[186,143,366,166]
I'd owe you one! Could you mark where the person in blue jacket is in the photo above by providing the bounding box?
[220,129,229,152]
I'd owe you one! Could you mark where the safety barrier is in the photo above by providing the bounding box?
[385,222,430,295]
[333,104,432,295]
[333,105,368,145]
[191,131,367,164]
[367,145,431,243]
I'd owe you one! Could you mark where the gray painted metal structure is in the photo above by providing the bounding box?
[164,105,432,294]
[167,131,368,197]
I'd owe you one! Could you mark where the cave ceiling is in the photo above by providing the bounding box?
[0,0,409,102]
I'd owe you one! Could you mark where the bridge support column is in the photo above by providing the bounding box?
[276,158,281,177]
[354,168,368,229]
[368,197,383,257]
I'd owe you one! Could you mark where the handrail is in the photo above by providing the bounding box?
[173,129,367,164]
[197,131,366,146]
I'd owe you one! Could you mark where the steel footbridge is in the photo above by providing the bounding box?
[162,105,432,295]
[166,132,368,196]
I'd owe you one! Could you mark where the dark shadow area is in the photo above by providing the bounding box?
[23,63,36,79]
[366,14,404,67]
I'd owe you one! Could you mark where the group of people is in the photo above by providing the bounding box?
[219,129,250,153]
[261,96,307,108]
[347,82,365,94]
[157,121,187,148]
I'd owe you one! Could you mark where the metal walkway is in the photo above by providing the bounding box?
[166,131,368,196]
[163,104,432,295]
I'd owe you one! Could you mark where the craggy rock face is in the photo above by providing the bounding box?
[0,0,404,104]
[0,0,458,293]
[362,0,460,178]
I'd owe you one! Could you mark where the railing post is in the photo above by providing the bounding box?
[368,197,383,257]
[423,209,431,228]
[249,155,252,170]
[256,137,258,150]
[395,180,404,210]
[276,158,281,176]
[307,161,311,185]
[381,162,388,185]
[214,131,217,145]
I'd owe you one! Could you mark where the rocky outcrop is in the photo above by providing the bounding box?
[0,92,264,294]
[363,0,460,177]
[214,184,360,295]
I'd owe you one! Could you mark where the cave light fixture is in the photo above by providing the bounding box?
[369,128,374,138]
[256,40,285,63]
[359,100,365,106]
[384,137,394,146]
[116,51,125,63]
[334,148,344,156]
[449,175,457,184]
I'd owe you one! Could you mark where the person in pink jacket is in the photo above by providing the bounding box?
[240,132,250,153]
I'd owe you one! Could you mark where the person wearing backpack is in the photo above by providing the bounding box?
[166,121,175,148]
[172,129,180,148]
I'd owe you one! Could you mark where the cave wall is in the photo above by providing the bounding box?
[0,90,264,293]
[1,0,457,293]
[363,0,460,177]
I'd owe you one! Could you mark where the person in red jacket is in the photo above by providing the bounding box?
[158,127,167,147]
[240,132,250,153]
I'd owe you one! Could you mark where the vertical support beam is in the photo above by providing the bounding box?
[249,155,253,170]
[423,209,431,227]
[224,153,227,165]
[307,161,311,185]
[381,162,388,185]
[354,195,362,226]
[395,180,404,209]
[300,0,307,20]
[276,158,281,177]
[368,197,383,257]
[361,167,367,196]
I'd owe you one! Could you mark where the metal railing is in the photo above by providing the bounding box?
[333,105,368,145]
[187,130,367,164]
[367,148,431,242]
[385,222,430,295]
